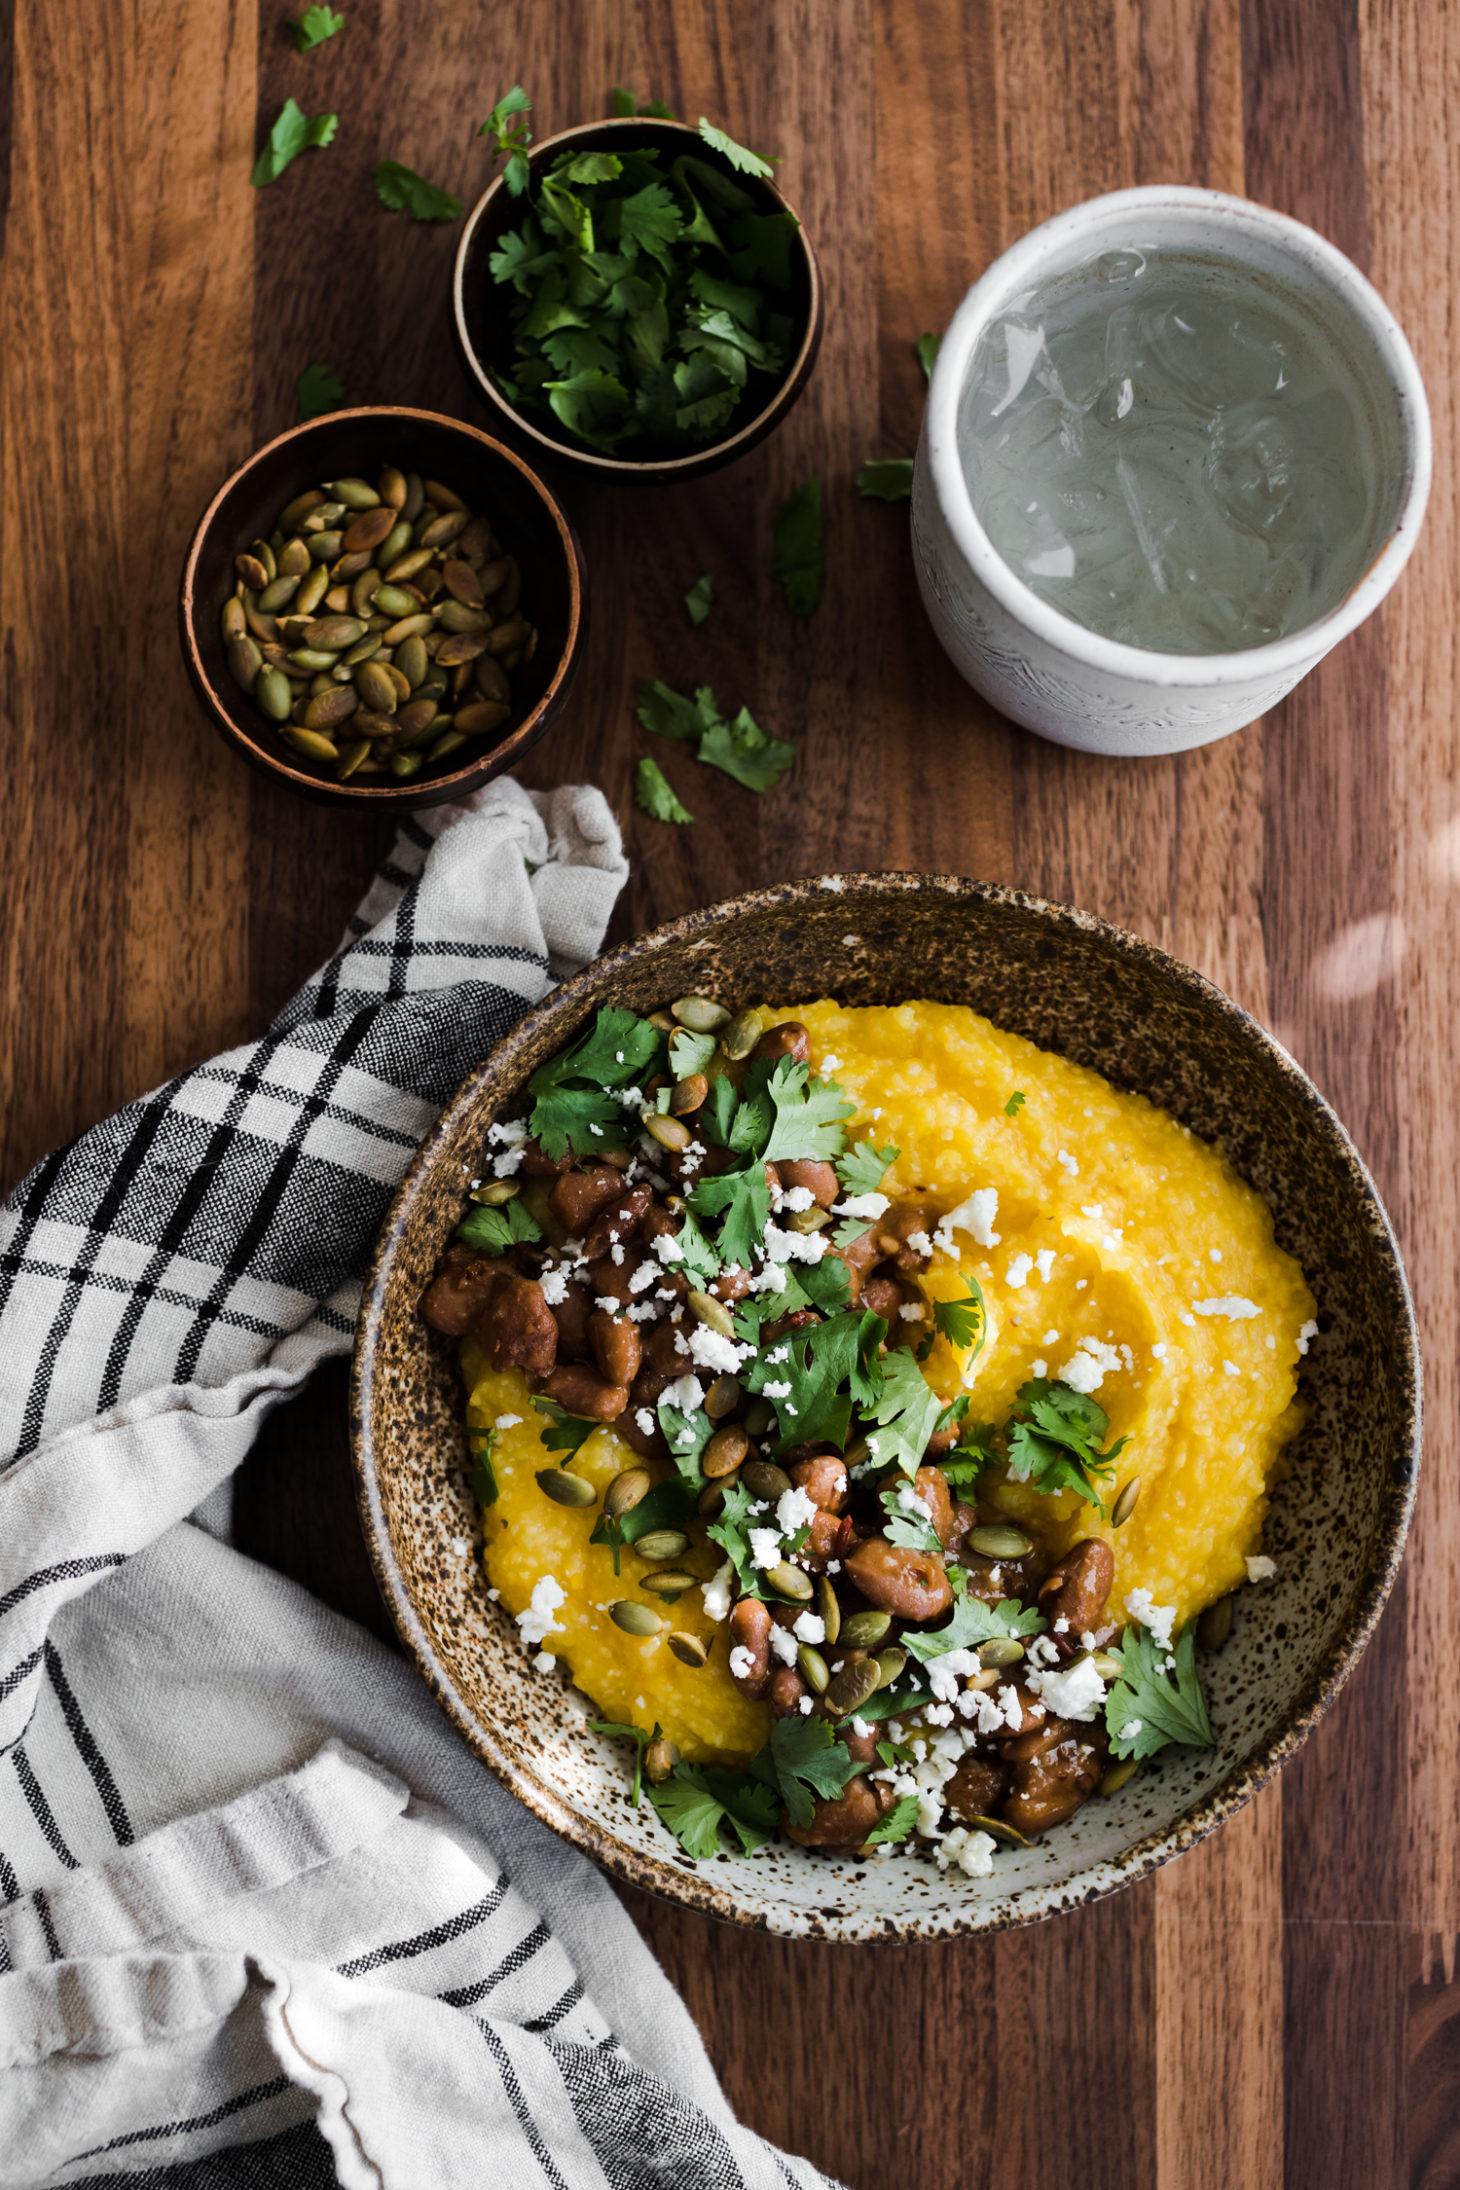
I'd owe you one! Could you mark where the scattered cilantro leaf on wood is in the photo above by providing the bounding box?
[375,160,463,222]
[917,331,941,380]
[288,5,344,50]
[480,85,533,196]
[637,680,795,795]
[465,1427,499,1507]
[1005,1090,1026,1116]
[251,99,338,186]
[1105,1622,1214,1760]
[760,1716,859,1827]
[866,1793,921,1846]
[697,117,778,180]
[685,571,714,625]
[611,87,675,119]
[770,477,825,615]
[835,1139,898,1197]
[903,1595,1046,1662]
[635,754,694,824]
[295,364,345,420]
[457,1195,542,1255]
[1005,1378,1127,1512]
[856,457,913,502]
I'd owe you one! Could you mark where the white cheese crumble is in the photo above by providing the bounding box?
[780,1185,816,1213]
[537,1266,569,1304]
[688,1323,750,1376]
[1035,1248,1056,1282]
[776,1485,819,1536]
[834,1191,889,1220]
[1057,1335,1120,1394]
[762,1379,792,1400]
[533,1651,556,1674]
[936,1827,997,1878]
[1151,1341,1167,1360]
[728,1645,756,1680]
[769,1624,799,1667]
[1120,1719,1143,1741]
[1028,1653,1107,1722]
[661,1373,705,1413]
[634,1407,656,1437]
[516,1576,566,1649]
[1125,1588,1176,1651]
[749,1528,783,1571]
[762,1224,830,1266]
[495,1413,523,1429]
[651,1231,685,1264]
[940,1187,1001,1248]
[899,1302,925,1321]
[1297,1318,1318,1354]
[1005,1252,1033,1289]
[1193,1295,1261,1319]
[793,1610,826,1644]
[1223,1359,1242,1377]
[1040,1328,1060,1347]
[1246,1554,1277,1583]
[1056,1149,1079,1176]
[1031,1358,1048,1379]
[702,1561,734,1622]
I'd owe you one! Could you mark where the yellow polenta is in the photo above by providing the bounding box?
[468,999,1314,1765]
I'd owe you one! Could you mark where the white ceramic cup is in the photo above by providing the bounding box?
[912,186,1432,757]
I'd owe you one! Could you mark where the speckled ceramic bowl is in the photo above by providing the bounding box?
[350,874,1420,1939]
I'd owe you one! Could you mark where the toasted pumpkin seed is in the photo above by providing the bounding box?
[335,739,371,781]
[391,751,424,779]
[643,1110,691,1152]
[236,551,270,592]
[743,1396,775,1437]
[307,530,344,564]
[875,1645,907,1689]
[370,584,417,619]
[635,1528,691,1563]
[442,556,484,606]
[419,508,469,549]
[696,1480,727,1518]
[331,549,374,581]
[343,632,384,667]
[279,488,326,532]
[817,1574,841,1645]
[604,1467,651,1519]
[355,662,398,715]
[477,555,512,598]
[254,665,292,721]
[396,633,428,689]
[324,585,353,613]
[1197,1594,1234,1652]
[282,726,340,762]
[798,1643,830,1693]
[670,1074,708,1116]
[486,615,530,656]
[1090,1651,1124,1679]
[702,1424,749,1479]
[304,686,359,731]
[277,536,310,578]
[719,1008,763,1057]
[672,995,730,1034]
[1111,1477,1141,1527]
[969,1524,1032,1560]
[978,1637,1025,1668]
[765,1561,814,1603]
[688,1289,736,1340]
[426,728,467,761]
[453,699,510,739]
[609,1600,664,1638]
[378,466,408,510]
[295,564,330,617]
[221,595,248,643]
[703,1374,741,1421]
[741,1458,792,1503]
[474,653,511,702]
[644,1736,682,1784]
[969,1813,1032,1847]
[342,506,397,555]
[457,517,494,563]
[226,635,263,691]
[965,1666,1001,1692]
[787,1206,832,1235]
[303,614,367,652]
[289,649,343,673]
[470,1178,520,1208]
[640,1567,696,1599]
[258,574,300,613]
[423,478,468,512]
[666,1633,707,1670]
[436,630,492,667]
[826,1656,882,1716]
[383,612,436,645]
[329,477,381,510]
[1100,1758,1140,1797]
[839,1609,892,1649]
[350,569,382,619]
[535,1467,597,1508]
[352,710,401,744]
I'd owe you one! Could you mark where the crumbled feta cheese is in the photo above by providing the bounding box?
[628,1262,658,1295]
[1120,1719,1143,1740]
[936,1827,997,1878]
[762,1224,830,1266]
[749,1528,783,1571]
[1056,1149,1079,1176]
[661,1373,706,1413]
[798,1694,815,1714]
[792,1610,826,1644]
[749,1260,789,1295]
[925,1647,982,1704]
[897,1484,934,1525]
[634,1407,656,1438]
[1035,1248,1056,1282]
[516,1576,566,1649]
[702,1561,734,1622]
[1057,1335,1120,1395]
[905,1229,933,1257]
[1193,1295,1260,1319]
[538,1267,569,1305]
[834,1191,890,1221]
[495,1413,523,1429]
[533,1651,556,1674]
[688,1323,750,1377]
[776,1485,819,1536]
[1028,1653,1107,1721]
[1081,1203,1103,1222]
[762,1378,792,1401]
[769,1624,799,1667]
[1297,1318,1318,1354]
[1040,1328,1060,1347]
[1053,1616,1069,1633]
[899,1302,925,1321]
[1246,1554,1277,1583]
[728,1645,756,1680]
[651,1231,685,1265]
[1031,1359,1048,1379]
[1179,1311,1196,1326]
[1006,1252,1033,1289]
[1209,1247,1223,1263]
[779,1185,816,1214]
[1125,1588,1176,1651]
[1223,1359,1242,1377]
[1152,1341,1167,1360]
[941,1187,1001,1248]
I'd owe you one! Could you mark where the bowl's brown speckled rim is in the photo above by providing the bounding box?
[349,873,1421,1937]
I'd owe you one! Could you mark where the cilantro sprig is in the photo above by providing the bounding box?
[835,1139,898,1198]
[866,1794,921,1846]
[1104,1622,1214,1760]
[465,1426,499,1507]
[770,478,825,616]
[375,161,463,223]
[530,1395,601,1465]
[1005,1379,1128,1512]
[647,1761,778,1857]
[634,755,694,824]
[638,680,795,795]
[457,1196,542,1256]
[589,1718,660,1805]
[480,86,534,196]
[590,1477,696,1575]
[933,1273,987,1355]
[525,1005,664,1159]
[289,5,344,49]
[902,1594,1046,1663]
[296,364,345,420]
[684,572,714,626]
[251,99,338,186]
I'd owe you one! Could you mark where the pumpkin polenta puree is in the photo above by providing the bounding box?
[469,1000,1315,1765]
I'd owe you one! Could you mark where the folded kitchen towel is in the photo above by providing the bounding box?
[0,781,835,2190]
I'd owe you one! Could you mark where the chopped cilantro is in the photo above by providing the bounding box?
[634,755,694,824]
[456,1195,542,1256]
[611,87,676,119]
[672,1207,722,1282]
[591,1477,696,1575]
[876,1738,916,1767]
[865,1793,921,1846]
[526,1006,663,1158]
[938,1419,998,1490]
[685,572,714,625]
[757,1715,859,1827]
[933,1275,986,1354]
[689,1159,772,1270]
[835,1139,898,1198]
[697,117,778,180]
[743,1307,882,1453]
[770,478,825,616]
[480,85,533,196]
[589,1718,658,1805]
[1105,1622,1214,1760]
[288,4,344,49]
[375,161,463,222]
[916,331,941,380]
[705,1478,766,1598]
[529,1396,603,1467]
[668,1026,717,1080]
[1005,1090,1026,1116]
[658,1399,714,1478]
[295,364,345,420]
[1005,1378,1127,1512]
[902,1595,1045,1663]
[251,99,338,186]
[856,458,913,502]
[638,680,795,795]
[879,1480,942,1553]
[760,1061,855,1164]
[859,1346,943,1479]
[647,1760,778,1857]
[465,1427,499,1507]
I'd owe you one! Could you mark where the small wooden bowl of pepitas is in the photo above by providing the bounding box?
[181,408,585,809]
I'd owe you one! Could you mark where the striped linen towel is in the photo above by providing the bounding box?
[0,781,835,2190]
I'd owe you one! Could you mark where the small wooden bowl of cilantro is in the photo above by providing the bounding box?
[452,114,824,479]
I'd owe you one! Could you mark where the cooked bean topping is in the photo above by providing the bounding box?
[540,1363,628,1420]
[842,1538,952,1621]
[1038,1538,1115,1634]
[476,1274,557,1376]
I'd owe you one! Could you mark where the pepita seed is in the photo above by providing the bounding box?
[383,612,436,645]
[696,1480,727,1518]
[304,615,367,652]
[470,1178,521,1208]
[497,560,522,615]
[437,597,490,635]
[838,1609,892,1649]
[743,1396,775,1437]
[396,634,428,689]
[643,1110,691,1152]
[741,1458,791,1502]
[442,556,484,606]
[288,649,342,673]
[765,1561,814,1603]
[1197,1594,1234,1652]
[324,585,352,612]
[277,536,311,578]
[331,550,374,581]
[426,728,467,761]
[640,1567,696,1598]
[303,502,346,530]
[817,1574,841,1645]
[227,635,263,691]
[391,751,424,779]
[477,555,512,598]
[968,1813,1032,1847]
[295,564,330,617]
[703,1374,741,1421]
[423,478,468,512]
[236,551,270,591]
[670,1074,708,1115]
[453,699,510,739]
[1111,1477,1141,1528]
[401,471,425,524]
[386,665,413,704]
[329,477,381,510]
[383,546,433,585]
[535,1467,598,1508]
[396,697,438,741]
[369,584,416,619]
[254,665,292,721]
[305,686,359,731]
[604,1467,651,1519]
[355,662,398,715]
[342,506,397,555]
[666,1632,708,1669]
[702,1424,750,1479]
[343,633,383,667]
[798,1643,830,1693]
[609,1600,664,1638]
[966,1666,1001,1692]
[641,1735,682,1784]
[278,488,325,532]
[282,726,340,762]
[307,531,344,563]
[436,630,491,667]
[249,538,277,579]
[671,995,730,1034]
[221,595,248,643]
[419,508,469,549]
[635,1528,691,1562]
[826,1656,882,1716]
[687,1289,736,1340]
[875,1645,907,1688]
[335,739,370,781]
[1090,1651,1124,1680]
[377,519,414,570]
[486,615,530,655]
[378,467,408,510]
[308,673,336,698]
[787,1206,832,1234]
[457,517,494,563]
[969,1525,1033,1560]
[474,653,510,702]
[350,569,382,618]
[353,710,401,744]
[978,1637,1025,1668]
[258,575,300,613]
[1100,1758,1140,1797]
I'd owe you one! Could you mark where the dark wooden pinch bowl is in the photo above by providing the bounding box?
[180,406,585,810]
[453,117,825,483]
[350,874,1420,1938]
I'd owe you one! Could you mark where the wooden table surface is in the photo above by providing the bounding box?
[3,2,1456,2184]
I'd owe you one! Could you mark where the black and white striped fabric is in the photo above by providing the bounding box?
[0,781,835,2190]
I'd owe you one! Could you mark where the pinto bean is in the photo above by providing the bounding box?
[1038,1538,1116,1636]
[616,1402,667,1462]
[590,1310,641,1388]
[549,1279,593,1359]
[914,1464,955,1548]
[945,1502,978,1561]
[925,1420,959,1456]
[1003,1736,1104,1836]
[825,1223,882,1303]
[539,1362,628,1420]
[639,1202,679,1247]
[645,1318,692,1375]
[582,1184,653,1261]
[875,1201,938,1273]
[588,1250,653,1309]
[710,1263,752,1305]
[837,1715,880,1765]
[752,1020,810,1066]
[549,1163,624,1236]
[860,1273,905,1322]
[776,1158,840,1209]
[1004,1714,1073,1765]
[799,1508,855,1569]
[783,1776,896,1851]
[944,1755,1010,1823]
[474,1273,558,1375]
[791,1453,850,1512]
[729,1598,772,1698]
[768,1666,811,1717]
[843,1538,952,1621]
[420,1247,506,1336]
[987,1683,1052,1742]
[522,1137,574,1176]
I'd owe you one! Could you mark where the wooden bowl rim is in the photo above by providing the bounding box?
[350,871,1421,1936]
[178,404,586,809]
[452,116,825,481]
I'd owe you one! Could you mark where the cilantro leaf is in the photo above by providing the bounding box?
[865,1793,921,1846]
[530,1396,600,1464]
[635,754,694,824]
[760,1716,859,1827]
[648,1759,778,1857]
[760,1062,854,1165]
[251,99,338,186]
[835,1139,898,1197]
[480,85,533,196]
[659,1400,713,1479]
[879,1480,942,1553]
[689,1159,771,1271]
[938,1420,998,1490]
[672,1207,722,1283]
[466,1427,499,1507]
[375,161,463,222]
[1105,1622,1214,1760]
[705,1477,765,1599]
[697,117,778,179]
[745,1308,883,1453]
[526,1084,625,1160]
[770,478,825,616]
[860,1347,943,1479]
[668,1027,717,1079]
[903,1595,1046,1663]
[696,703,795,793]
[456,1195,543,1256]
[1005,1378,1127,1512]
[525,1009,662,1156]
[589,1718,656,1805]
[856,458,913,502]
[591,1477,696,1574]
[618,181,682,268]
[916,331,941,380]
[637,679,710,742]
[933,1274,986,1354]
[288,5,344,50]
[1005,1090,1027,1116]
[612,87,676,118]
[685,572,714,626]
[295,364,345,420]
[838,1675,928,1724]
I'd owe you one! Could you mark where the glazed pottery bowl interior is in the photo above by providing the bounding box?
[351,876,1418,1939]
[180,406,584,810]
[453,117,824,483]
